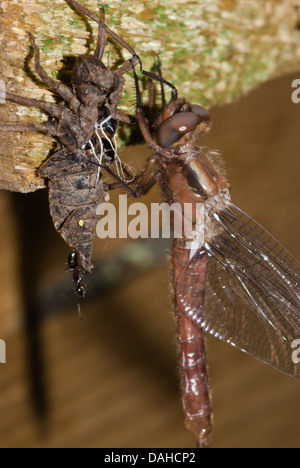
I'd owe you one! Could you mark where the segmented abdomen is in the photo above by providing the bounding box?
[172,239,212,448]
[40,149,104,272]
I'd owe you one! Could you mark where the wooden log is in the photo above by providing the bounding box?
[0,0,300,192]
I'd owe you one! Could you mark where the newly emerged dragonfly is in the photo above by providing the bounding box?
[131,65,300,447]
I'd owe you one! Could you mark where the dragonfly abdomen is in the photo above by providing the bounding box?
[172,239,212,447]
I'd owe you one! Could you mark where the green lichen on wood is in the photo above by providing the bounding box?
[0,0,300,191]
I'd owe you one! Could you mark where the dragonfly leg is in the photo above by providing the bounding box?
[0,120,57,136]
[94,5,106,60]
[4,91,60,118]
[27,32,80,112]
[131,64,168,154]
[67,0,140,60]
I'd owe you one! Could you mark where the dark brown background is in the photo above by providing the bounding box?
[0,71,299,448]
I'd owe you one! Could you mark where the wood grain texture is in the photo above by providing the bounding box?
[0,0,300,192]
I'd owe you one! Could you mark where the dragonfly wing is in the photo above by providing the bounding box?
[177,202,300,380]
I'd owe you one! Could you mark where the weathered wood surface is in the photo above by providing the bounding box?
[0,0,300,192]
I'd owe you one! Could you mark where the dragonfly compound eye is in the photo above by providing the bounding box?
[158,112,201,147]
[190,105,211,122]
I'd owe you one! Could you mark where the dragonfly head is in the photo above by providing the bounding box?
[156,99,211,148]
